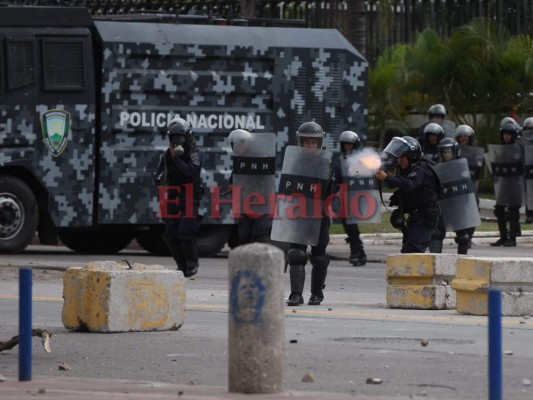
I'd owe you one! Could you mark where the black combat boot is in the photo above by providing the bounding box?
[286,248,307,306]
[455,232,470,255]
[184,261,199,277]
[162,235,186,273]
[287,264,305,306]
[181,240,199,277]
[491,207,508,247]
[345,225,366,266]
[428,238,443,253]
[502,237,517,247]
[308,255,329,306]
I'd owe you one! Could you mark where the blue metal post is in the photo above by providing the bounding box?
[19,268,32,381]
[488,289,502,400]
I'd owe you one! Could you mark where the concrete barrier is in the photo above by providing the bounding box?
[62,261,185,332]
[386,253,457,309]
[451,257,533,316]
[228,243,284,394]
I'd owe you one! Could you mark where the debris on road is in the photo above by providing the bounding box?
[302,372,315,382]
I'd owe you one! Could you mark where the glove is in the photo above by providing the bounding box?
[389,191,400,207]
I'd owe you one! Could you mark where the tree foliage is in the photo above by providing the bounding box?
[369,17,533,147]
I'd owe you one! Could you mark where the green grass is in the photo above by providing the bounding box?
[330,211,500,235]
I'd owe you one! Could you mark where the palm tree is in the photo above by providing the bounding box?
[369,17,533,147]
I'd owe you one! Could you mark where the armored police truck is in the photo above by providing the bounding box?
[0,6,368,255]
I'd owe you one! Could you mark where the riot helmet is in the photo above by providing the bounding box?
[296,121,325,148]
[423,122,445,145]
[500,116,518,128]
[228,129,252,154]
[455,124,474,145]
[523,117,533,130]
[428,104,446,120]
[381,136,422,170]
[338,130,361,154]
[437,137,459,162]
[500,121,520,144]
[167,117,193,155]
[522,117,533,142]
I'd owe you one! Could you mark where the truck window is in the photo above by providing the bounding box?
[7,40,35,91]
[41,38,86,91]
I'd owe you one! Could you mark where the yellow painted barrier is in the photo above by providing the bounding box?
[386,253,457,309]
[62,261,185,332]
[452,257,533,316]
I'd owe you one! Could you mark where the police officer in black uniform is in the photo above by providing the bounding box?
[286,122,333,306]
[333,130,367,266]
[421,122,446,163]
[435,137,473,254]
[154,117,203,277]
[376,136,440,253]
[490,121,522,247]
[227,129,273,245]
[416,104,447,145]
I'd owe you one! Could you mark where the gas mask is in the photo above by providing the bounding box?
[169,134,187,156]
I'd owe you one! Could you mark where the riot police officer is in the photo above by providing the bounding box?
[154,117,203,277]
[333,130,367,266]
[227,129,275,245]
[521,117,533,224]
[376,136,440,253]
[421,122,446,163]
[490,121,523,247]
[281,121,333,306]
[434,137,480,254]
[417,104,447,145]
[455,124,483,243]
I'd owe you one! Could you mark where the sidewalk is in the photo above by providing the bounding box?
[327,230,533,264]
[0,375,459,400]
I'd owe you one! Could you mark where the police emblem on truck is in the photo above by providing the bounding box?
[41,109,71,157]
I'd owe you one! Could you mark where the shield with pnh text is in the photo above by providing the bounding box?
[270,145,332,246]
[458,145,484,195]
[339,153,381,224]
[488,144,524,207]
[434,157,481,231]
[522,140,533,210]
[229,130,276,215]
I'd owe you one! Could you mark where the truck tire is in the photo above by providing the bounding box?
[196,225,232,257]
[59,227,134,254]
[134,226,170,256]
[0,176,39,253]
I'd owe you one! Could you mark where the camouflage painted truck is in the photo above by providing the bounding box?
[0,6,368,255]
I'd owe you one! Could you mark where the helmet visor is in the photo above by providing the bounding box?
[382,137,410,158]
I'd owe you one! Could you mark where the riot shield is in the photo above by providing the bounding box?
[340,154,381,224]
[434,158,481,231]
[488,144,524,207]
[524,145,533,210]
[270,146,332,246]
[458,145,484,194]
[441,120,456,138]
[231,132,276,215]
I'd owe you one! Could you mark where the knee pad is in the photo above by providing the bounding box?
[310,255,330,270]
[343,223,360,236]
[287,248,308,265]
[493,206,505,218]
[456,234,470,246]
[508,207,520,221]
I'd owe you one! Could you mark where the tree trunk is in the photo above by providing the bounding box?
[346,0,366,57]
[240,0,256,18]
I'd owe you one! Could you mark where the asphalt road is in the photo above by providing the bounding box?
[1,246,532,399]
